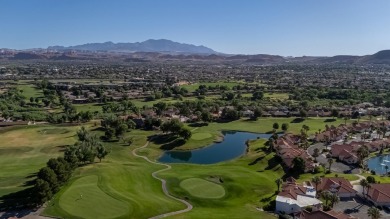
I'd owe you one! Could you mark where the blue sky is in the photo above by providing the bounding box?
[1,0,390,56]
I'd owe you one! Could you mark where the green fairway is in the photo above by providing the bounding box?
[59,175,129,219]
[180,82,241,92]
[191,132,213,140]
[16,83,43,99]
[180,178,225,199]
[0,116,358,218]
[0,125,79,198]
[43,129,186,219]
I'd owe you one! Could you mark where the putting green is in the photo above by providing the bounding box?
[191,133,213,140]
[180,178,225,199]
[59,175,129,219]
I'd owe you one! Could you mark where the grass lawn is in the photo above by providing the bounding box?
[74,103,104,113]
[16,83,43,99]
[1,116,357,218]
[180,178,225,199]
[180,82,242,92]
[0,125,79,199]
[43,129,186,219]
[57,175,129,219]
[361,173,390,183]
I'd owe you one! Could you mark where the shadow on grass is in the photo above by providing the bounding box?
[248,156,265,166]
[188,123,209,128]
[260,193,277,203]
[0,188,36,214]
[324,118,337,122]
[290,118,305,123]
[160,139,186,150]
[149,134,185,150]
[265,156,282,170]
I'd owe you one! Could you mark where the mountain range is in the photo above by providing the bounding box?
[1,39,390,65]
[48,39,217,54]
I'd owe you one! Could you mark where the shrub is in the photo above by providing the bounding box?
[367,176,376,183]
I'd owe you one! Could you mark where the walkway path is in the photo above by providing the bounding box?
[350,174,366,185]
[132,140,193,219]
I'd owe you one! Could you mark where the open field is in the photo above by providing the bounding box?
[180,82,242,92]
[0,125,79,198]
[16,83,43,99]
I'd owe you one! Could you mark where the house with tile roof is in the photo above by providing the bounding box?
[367,184,390,207]
[275,181,322,214]
[317,177,356,198]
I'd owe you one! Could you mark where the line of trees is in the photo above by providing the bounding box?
[32,127,110,205]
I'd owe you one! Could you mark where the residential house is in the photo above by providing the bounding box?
[317,177,356,199]
[276,182,322,214]
[367,184,390,207]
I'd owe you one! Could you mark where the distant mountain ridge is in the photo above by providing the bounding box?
[48,39,218,54]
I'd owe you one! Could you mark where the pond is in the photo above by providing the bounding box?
[158,131,275,164]
[367,154,390,175]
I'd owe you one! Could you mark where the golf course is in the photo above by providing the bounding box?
[0,118,358,219]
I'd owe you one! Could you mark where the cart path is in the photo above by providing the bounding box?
[132,140,193,219]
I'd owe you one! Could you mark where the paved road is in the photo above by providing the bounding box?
[132,139,193,219]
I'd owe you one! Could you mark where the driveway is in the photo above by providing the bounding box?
[333,196,390,219]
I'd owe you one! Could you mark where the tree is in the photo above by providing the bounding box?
[47,158,71,183]
[300,109,307,118]
[275,178,283,192]
[367,176,376,184]
[96,145,109,162]
[77,126,90,141]
[252,91,264,100]
[179,128,192,141]
[331,109,339,118]
[386,165,389,175]
[253,107,262,120]
[344,116,350,125]
[302,125,310,134]
[153,102,167,116]
[281,123,289,132]
[34,179,53,204]
[321,191,332,207]
[201,111,212,123]
[312,148,320,162]
[367,207,382,219]
[357,145,369,166]
[312,176,321,196]
[37,167,59,193]
[273,122,279,130]
[292,157,306,174]
[327,158,333,173]
[360,179,369,197]
[329,192,340,208]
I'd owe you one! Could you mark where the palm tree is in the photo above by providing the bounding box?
[275,178,283,192]
[357,145,369,167]
[327,158,333,173]
[344,116,349,125]
[367,207,382,219]
[321,191,332,207]
[360,179,369,197]
[312,176,321,197]
[313,148,320,162]
[329,193,340,208]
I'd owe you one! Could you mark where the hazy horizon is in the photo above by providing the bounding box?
[1,0,390,56]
